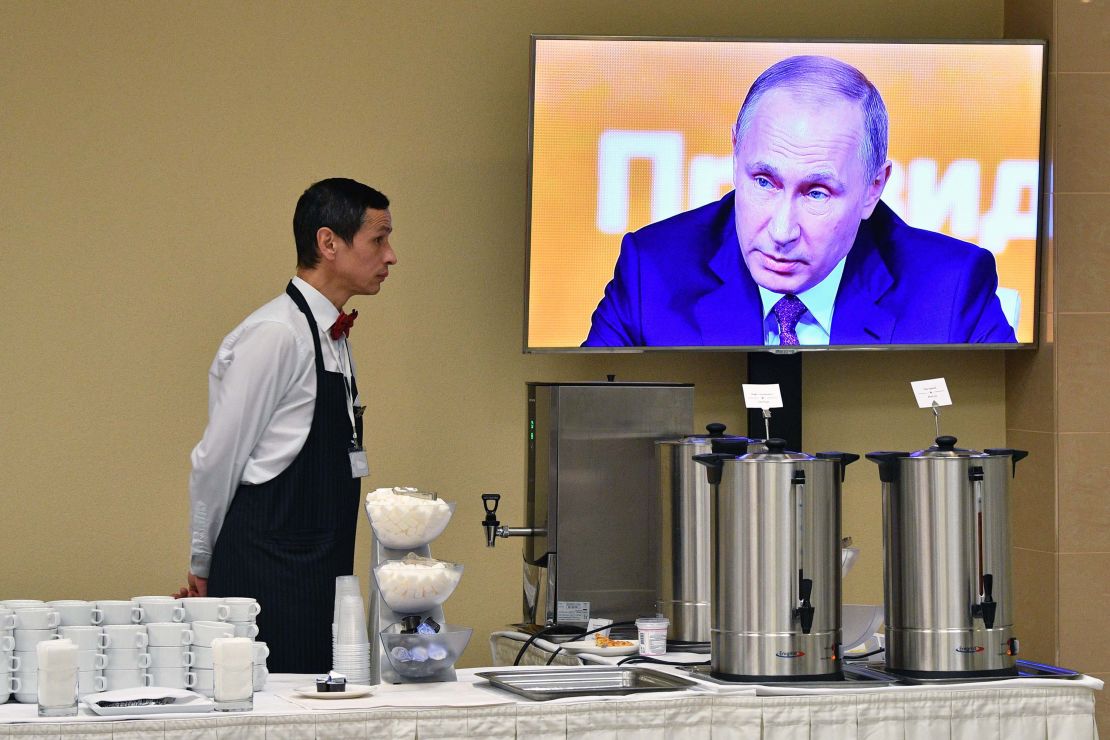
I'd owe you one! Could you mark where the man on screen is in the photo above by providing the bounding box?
[583,55,1017,347]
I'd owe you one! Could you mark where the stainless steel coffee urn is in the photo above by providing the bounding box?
[867,436,1027,677]
[656,424,755,644]
[695,440,858,681]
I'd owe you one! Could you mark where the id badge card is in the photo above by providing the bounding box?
[349,446,369,478]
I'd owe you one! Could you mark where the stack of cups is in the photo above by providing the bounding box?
[332,594,370,683]
[0,607,16,704]
[252,642,269,692]
[189,621,234,697]
[36,639,78,717]
[133,596,184,625]
[333,576,361,665]
[57,626,106,697]
[147,623,195,690]
[211,637,253,711]
[101,625,149,691]
[10,604,59,703]
[224,598,261,639]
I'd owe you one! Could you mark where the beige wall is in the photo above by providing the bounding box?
[1005,1,1110,735]
[0,0,1009,670]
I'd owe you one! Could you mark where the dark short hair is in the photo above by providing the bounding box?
[293,178,389,268]
[733,55,889,180]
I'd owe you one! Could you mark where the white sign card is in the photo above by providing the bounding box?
[910,378,953,409]
[742,384,783,410]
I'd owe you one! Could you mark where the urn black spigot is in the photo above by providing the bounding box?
[480,492,547,547]
[972,573,998,628]
[482,493,501,548]
[795,571,815,634]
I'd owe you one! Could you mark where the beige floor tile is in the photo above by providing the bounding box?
[1057,0,1110,74]
[1012,546,1057,665]
[1056,73,1110,193]
[1007,431,1056,552]
[1059,433,1110,552]
[1055,194,1110,313]
[1059,552,1110,671]
[1057,314,1110,433]
[1005,342,1055,432]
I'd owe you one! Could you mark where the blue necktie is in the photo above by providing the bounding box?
[772,295,807,346]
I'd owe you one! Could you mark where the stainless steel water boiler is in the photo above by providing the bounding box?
[695,440,858,681]
[867,437,1027,677]
[656,424,755,644]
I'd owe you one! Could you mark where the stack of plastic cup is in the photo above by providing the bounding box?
[332,594,370,683]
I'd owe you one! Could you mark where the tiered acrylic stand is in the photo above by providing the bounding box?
[366,494,466,684]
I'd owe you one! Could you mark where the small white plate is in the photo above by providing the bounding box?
[293,684,375,699]
[558,639,639,657]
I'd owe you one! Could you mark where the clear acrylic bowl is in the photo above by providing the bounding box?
[380,623,472,679]
[373,559,463,614]
[365,494,456,549]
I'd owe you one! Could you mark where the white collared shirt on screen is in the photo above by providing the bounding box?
[188,276,358,578]
[758,257,848,346]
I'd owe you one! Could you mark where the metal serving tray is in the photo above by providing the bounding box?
[476,667,698,701]
[862,659,1082,685]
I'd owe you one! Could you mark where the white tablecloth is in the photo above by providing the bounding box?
[0,666,1102,739]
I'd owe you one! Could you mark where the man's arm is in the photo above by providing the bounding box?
[583,232,642,346]
[188,320,308,579]
[953,250,1018,343]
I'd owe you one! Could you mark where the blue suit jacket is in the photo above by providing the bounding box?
[583,192,1017,347]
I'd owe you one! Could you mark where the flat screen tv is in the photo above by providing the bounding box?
[525,36,1046,351]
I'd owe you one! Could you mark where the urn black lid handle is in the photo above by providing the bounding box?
[866,451,910,483]
[765,438,788,454]
[984,448,1029,477]
[935,435,958,450]
[705,422,727,437]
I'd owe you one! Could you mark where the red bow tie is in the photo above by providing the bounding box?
[329,309,358,340]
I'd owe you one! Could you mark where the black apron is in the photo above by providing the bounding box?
[207,282,362,674]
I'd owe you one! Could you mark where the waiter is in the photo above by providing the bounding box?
[180,178,396,672]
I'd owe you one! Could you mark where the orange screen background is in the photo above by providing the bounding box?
[527,39,1045,348]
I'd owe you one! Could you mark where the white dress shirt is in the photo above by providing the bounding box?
[189,276,358,578]
[758,258,848,346]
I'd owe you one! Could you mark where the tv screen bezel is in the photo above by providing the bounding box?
[522,34,1048,354]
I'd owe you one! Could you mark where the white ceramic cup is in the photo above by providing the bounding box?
[252,665,268,691]
[0,600,44,610]
[0,671,19,703]
[13,669,37,702]
[101,625,148,649]
[77,671,107,696]
[102,668,152,691]
[191,645,213,669]
[97,601,142,625]
[47,601,103,627]
[103,648,151,670]
[230,622,259,639]
[13,628,57,652]
[190,620,233,647]
[251,641,269,664]
[188,668,214,696]
[148,646,193,667]
[9,650,37,671]
[137,601,184,624]
[223,598,261,622]
[12,608,59,630]
[146,622,193,647]
[181,598,229,623]
[148,665,194,690]
[58,626,106,651]
[0,610,16,630]
[76,650,108,672]
[0,634,13,652]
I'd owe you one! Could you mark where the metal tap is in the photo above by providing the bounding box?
[481,493,546,547]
